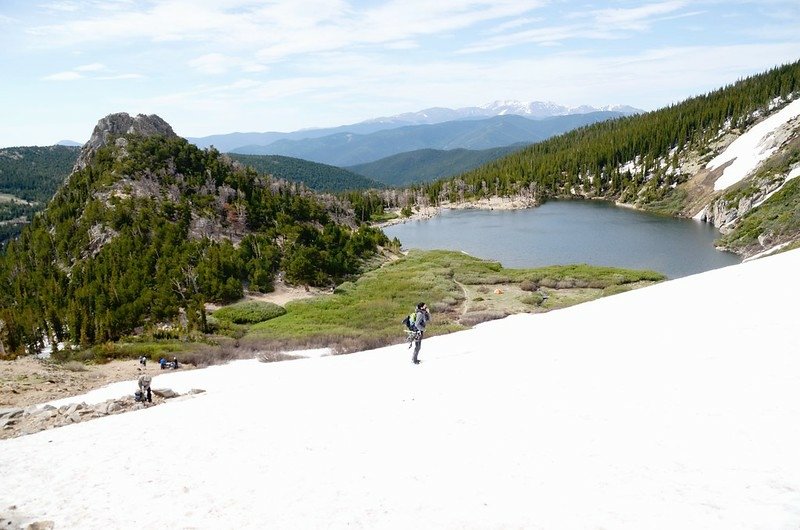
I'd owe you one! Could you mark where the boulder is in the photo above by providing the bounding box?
[152,388,179,399]
[0,407,24,420]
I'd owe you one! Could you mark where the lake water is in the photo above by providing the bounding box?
[383,200,742,279]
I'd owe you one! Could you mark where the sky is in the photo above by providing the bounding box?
[3,247,800,528]
[1,0,800,147]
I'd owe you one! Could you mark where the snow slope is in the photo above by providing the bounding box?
[3,249,800,529]
[709,98,800,191]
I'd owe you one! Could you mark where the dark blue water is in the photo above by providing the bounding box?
[383,200,741,279]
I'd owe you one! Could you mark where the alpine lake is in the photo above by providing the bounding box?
[383,199,742,280]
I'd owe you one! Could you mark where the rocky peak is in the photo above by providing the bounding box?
[73,112,177,172]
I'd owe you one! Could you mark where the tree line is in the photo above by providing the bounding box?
[0,145,79,243]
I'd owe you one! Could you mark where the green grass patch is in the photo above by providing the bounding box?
[244,250,665,353]
[643,188,689,216]
[508,263,663,288]
[718,176,800,252]
[247,249,469,350]
[370,211,399,223]
[213,300,287,324]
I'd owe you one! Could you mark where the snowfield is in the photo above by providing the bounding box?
[709,98,800,191]
[3,249,800,529]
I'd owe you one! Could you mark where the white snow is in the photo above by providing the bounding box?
[4,249,800,529]
[708,98,800,191]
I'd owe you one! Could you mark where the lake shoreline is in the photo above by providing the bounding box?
[380,198,741,279]
[375,195,643,228]
[376,196,540,228]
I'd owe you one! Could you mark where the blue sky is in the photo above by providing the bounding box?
[1,0,799,147]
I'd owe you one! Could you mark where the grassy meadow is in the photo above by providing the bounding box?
[56,250,664,365]
[233,250,665,355]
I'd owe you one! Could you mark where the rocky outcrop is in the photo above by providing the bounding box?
[0,388,205,440]
[73,112,177,172]
[700,173,788,233]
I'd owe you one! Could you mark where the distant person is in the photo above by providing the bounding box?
[139,355,147,368]
[159,357,167,369]
[173,356,179,369]
[137,374,152,403]
[411,302,431,365]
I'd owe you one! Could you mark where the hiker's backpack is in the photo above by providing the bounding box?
[402,312,416,330]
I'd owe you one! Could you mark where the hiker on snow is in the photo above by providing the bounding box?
[411,302,430,365]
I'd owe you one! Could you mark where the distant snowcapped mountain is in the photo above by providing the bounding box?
[189,100,642,153]
[364,100,642,126]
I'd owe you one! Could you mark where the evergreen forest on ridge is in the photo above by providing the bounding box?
[0,133,388,355]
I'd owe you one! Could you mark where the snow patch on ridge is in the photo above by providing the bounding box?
[708,99,800,191]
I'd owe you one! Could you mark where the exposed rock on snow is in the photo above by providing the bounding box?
[0,388,194,440]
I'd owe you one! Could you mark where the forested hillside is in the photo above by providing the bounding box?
[0,145,78,242]
[227,153,383,192]
[0,115,387,357]
[412,62,798,206]
[346,145,523,186]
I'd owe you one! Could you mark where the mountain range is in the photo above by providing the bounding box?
[363,100,642,125]
[187,100,641,153]
[228,111,625,166]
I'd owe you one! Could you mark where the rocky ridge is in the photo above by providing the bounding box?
[73,112,176,172]
[0,387,205,440]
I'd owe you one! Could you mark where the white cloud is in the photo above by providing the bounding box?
[42,65,140,82]
[589,0,689,29]
[25,0,542,62]
[461,1,697,54]
[6,0,800,146]
[460,24,584,53]
[188,53,231,75]
[75,62,106,72]
[40,1,81,12]
[42,71,83,81]
[96,73,144,80]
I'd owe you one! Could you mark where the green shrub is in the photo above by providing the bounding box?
[539,277,558,288]
[334,281,356,295]
[213,301,287,324]
[602,285,631,297]
[62,360,87,372]
[520,293,544,306]
[460,311,509,326]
